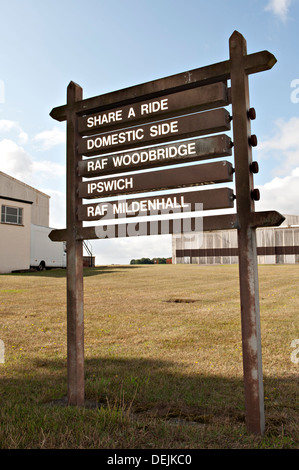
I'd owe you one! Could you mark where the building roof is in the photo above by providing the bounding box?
[0,171,50,199]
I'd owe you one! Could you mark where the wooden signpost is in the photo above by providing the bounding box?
[49,31,284,435]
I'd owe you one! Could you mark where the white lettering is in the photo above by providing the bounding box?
[87,117,94,128]
[110,142,196,168]
[86,110,123,128]
[87,161,94,172]
[149,121,179,137]
[136,128,144,140]
[88,196,191,217]
[141,98,169,115]
[86,127,145,151]
[96,204,108,216]
[87,158,108,172]
[128,107,135,118]
[291,79,299,104]
[151,454,191,466]
[87,139,95,150]
[107,455,142,467]
[140,103,149,115]
[88,183,97,193]
[87,177,134,194]
[87,207,94,217]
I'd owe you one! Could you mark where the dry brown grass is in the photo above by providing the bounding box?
[0,264,298,449]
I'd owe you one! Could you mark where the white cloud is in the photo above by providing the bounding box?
[0,139,33,181]
[0,138,65,193]
[258,117,299,175]
[0,120,16,132]
[32,160,65,179]
[0,119,28,144]
[257,167,299,215]
[18,131,28,145]
[259,117,299,151]
[33,127,65,151]
[255,115,299,215]
[265,0,291,22]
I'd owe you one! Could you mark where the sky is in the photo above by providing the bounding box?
[0,0,298,264]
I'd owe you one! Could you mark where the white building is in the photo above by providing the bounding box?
[0,171,94,273]
[0,172,50,273]
[172,214,299,265]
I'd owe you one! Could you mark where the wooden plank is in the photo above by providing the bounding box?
[78,108,231,157]
[48,210,284,242]
[74,216,235,240]
[50,45,276,122]
[78,187,235,221]
[78,82,229,135]
[75,211,239,240]
[249,211,285,228]
[49,215,237,242]
[78,161,234,199]
[78,134,232,178]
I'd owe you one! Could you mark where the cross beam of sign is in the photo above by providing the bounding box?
[78,82,230,135]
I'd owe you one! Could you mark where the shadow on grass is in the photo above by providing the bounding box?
[6,265,141,278]
[1,355,297,428]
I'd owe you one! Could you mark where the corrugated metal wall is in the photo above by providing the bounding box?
[173,223,299,265]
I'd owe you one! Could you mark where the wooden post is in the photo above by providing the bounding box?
[66,81,84,406]
[229,31,265,434]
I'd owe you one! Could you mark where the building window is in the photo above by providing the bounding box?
[1,205,23,225]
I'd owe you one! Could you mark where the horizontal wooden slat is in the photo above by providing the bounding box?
[78,161,234,199]
[78,108,231,157]
[50,49,276,122]
[48,211,284,242]
[78,134,232,178]
[249,211,285,228]
[78,82,229,135]
[78,186,235,221]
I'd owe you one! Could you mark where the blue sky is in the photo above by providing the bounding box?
[0,0,298,264]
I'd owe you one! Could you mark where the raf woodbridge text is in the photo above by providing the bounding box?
[85,142,196,173]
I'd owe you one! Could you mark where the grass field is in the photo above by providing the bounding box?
[0,264,298,449]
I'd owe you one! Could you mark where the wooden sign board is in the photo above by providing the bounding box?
[78,134,232,178]
[78,81,229,135]
[78,187,234,221]
[78,161,233,199]
[49,31,284,436]
[78,108,231,156]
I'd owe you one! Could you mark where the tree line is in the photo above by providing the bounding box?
[130,257,171,265]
